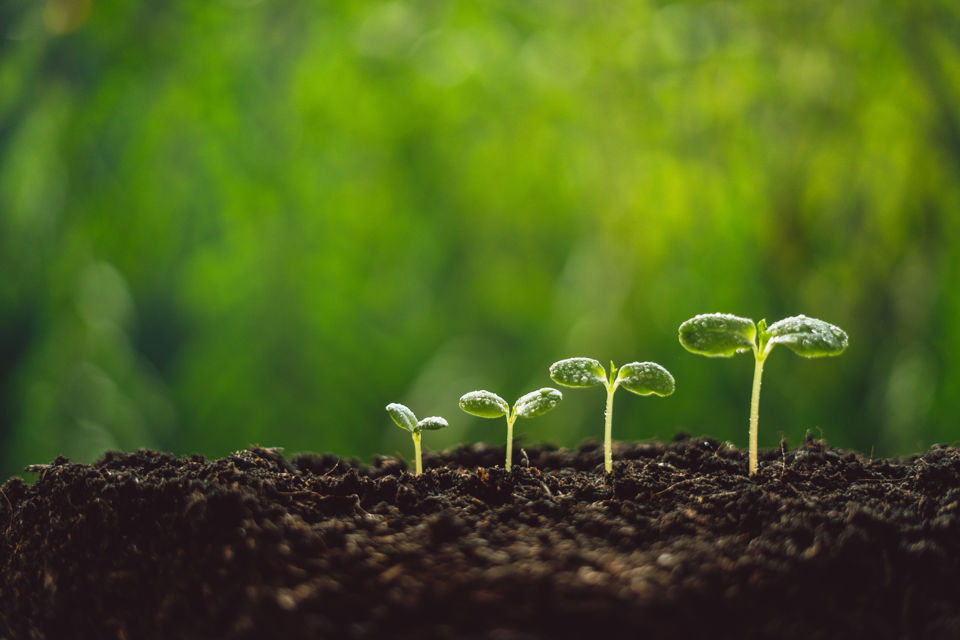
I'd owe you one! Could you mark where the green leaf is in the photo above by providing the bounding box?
[416,416,449,431]
[766,315,848,357]
[386,403,417,432]
[616,362,675,397]
[678,313,756,357]
[459,390,509,418]
[549,357,606,387]
[514,387,562,418]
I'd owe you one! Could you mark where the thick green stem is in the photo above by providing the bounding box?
[748,355,766,476]
[604,385,616,473]
[505,414,516,471]
[412,432,422,475]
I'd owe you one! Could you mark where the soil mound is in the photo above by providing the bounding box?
[2,434,960,639]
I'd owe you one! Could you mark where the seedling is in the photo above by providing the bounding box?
[678,313,848,476]
[459,388,562,471]
[549,358,675,473]
[385,403,448,475]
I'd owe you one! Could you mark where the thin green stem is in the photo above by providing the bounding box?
[412,431,422,475]
[604,384,616,473]
[748,354,766,477]
[505,413,516,471]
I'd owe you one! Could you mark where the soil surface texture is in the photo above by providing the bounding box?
[2,434,960,639]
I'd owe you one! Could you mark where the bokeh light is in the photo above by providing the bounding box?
[2,0,959,477]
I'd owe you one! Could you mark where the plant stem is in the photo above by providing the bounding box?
[505,414,516,471]
[748,355,766,477]
[604,384,616,473]
[412,432,422,475]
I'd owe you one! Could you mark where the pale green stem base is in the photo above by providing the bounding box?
[748,356,766,477]
[604,385,616,473]
[505,414,516,471]
[412,432,422,475]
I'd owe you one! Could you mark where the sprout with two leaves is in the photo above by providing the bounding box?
[678,313,848,476]
[386,403,448,475]
[549,358,675,473]
[459,388,562,471]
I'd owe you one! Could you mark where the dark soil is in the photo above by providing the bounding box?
[2,434,960,639]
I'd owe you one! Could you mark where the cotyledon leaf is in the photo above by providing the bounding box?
[766,315,848,357]
[459,390,510,418]
[514,388,563,418]
[386,403,418,433]
[616,362,676,397]
[416,416,449,431]
[549,357,607,387]
[678,313,756,357]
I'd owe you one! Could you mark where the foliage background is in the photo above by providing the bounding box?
[2,0,959,477]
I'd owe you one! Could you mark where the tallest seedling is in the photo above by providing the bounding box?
[678,313,848,476]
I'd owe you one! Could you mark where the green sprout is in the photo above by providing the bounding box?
[678,313,848,476]
[386,403,448,475]
[458,388,562,471]
[549,358,675,473]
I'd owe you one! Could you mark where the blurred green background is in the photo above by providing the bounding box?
[2,0,960,478]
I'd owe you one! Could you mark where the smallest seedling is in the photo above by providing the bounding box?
[386,403,448,475]
[459,388,562,471]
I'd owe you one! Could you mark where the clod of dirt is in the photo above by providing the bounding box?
[2,435,960,639]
